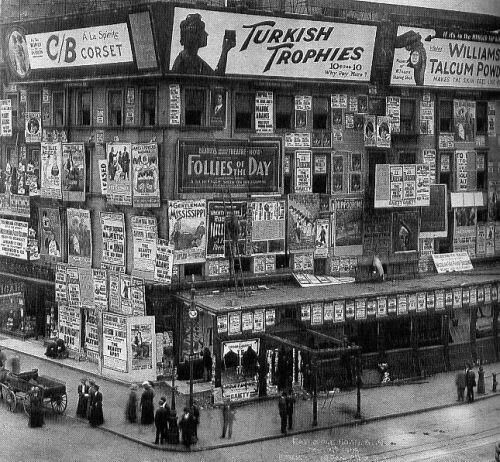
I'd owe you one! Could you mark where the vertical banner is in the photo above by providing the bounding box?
[67,208,92,268]
[131,143,160,208]
[168,199,207,264]
[454,100,476,142]
[55,263,68,303]
[455,151,469,191]
[98,159,108,195]
[422,149,436,184]
[131,277,146,316]
[40,142,62,199]
[364,115,376,147]
[25,112,41,143]
[92,269,108,311]
[488,102,496,137]
[66,266,81,308]
[62,143,86,201]
[255,91,273,133]
[58,304,81,352]
[131,215,158,277]
[295,150,312,193]
[106,143,132,205]
[376,116,391,148]
[129,316,156,372]
[154,238,174,285]
[100,212,126,270]
[0,99,12,137]
[169,84,181,125]
[119,273,133,316]
[39,207,61,259]
[102,312,128,372]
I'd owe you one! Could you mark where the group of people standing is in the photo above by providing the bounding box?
[76,377,104,427]
[455,363,477,403]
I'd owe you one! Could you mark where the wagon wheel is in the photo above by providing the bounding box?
[24,391,34,416]
[51,393,67,414]
[5,388,17,412]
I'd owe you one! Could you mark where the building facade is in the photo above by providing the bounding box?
[0,1,499,393]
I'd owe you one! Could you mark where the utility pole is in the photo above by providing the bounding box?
[312,357,318,426]
[188,274,197,408]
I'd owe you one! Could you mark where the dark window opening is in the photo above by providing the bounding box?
[184,264,203,277]
[276,254,289,269]
[439,100,453,132]
[313,174,327,194]
[400,99,416,133]
[235,93,254,130]
[141,89,156,126]
[6,93,18,127]
[52,91,64,126]
[78,91,91,126]
[368,97,386,116]
[27,92,41,112]
[284,175,291,195]
[314,258,326,275]
[233,257,251,273]
[384,318,411,350]
[276,95,293,130]
[476,101,487,134]
[398,150,416,164]
[477,207,488,223]
[313,96,329,130]
[108,90,123,126]
[185,89,205,126]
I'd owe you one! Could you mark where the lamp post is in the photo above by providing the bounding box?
[188,274,197,409]
[312,357,318,427]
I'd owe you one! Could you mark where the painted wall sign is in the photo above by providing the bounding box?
[168,8,376,81]
[177,139,281,194]
[391,26,500,89]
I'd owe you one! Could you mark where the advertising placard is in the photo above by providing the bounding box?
[250,200,286,255]
[67,208,92,267]
[131,216,157,275]
[0,99,12,137]
[169,84,181,125]
[314,218,329,258]
[61,143,85,201]
[432,252,473,273]
[66,266,81,308]
[39,207,61,259]
[168,199,207,264]
[228,312,241,335]
[106,143,132,205]
[332,197,363,256]
[392,211,418,253]
[0,218,28,260]
[386,96,400,133]
[100,212,126,269]
[323,302,334,322]
[391,26,500,90]
[132,143,160,208]
[154,238,174,285]
[419,98,435,135]
[217,314,228,334]
[129,316,155,371]
[285,133,311,148]
[92,269,107,311]
[169,8,376,81]
[103,312,128,372]
[25,112,41,143]
[40,142,62,199]
[255,91,273,133]
[253,309,264,332]
[334,301,345,322]
[454,100,476,142]
[58,304,81,352]
[55,263,68,303]
[295,150,312,193]
[210,88,226,128]
[377,297,387,317]
[287,194,320,253]
[84,307,99,353]
[427,292,435,310]
[177,139,281,194]
[364,115,376,147]
[376,116,391,148]
[242,312,254,331]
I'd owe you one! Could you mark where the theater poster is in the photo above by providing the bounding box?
[102,312,128,373]
[154,238,174,285]
[168,200,207,264]
[131,215,157,276]
[0,218,28,260]
[100,212,126,270]
[40,142,62,199]
[39,207,61,260]
[132,143,160,208]
[331,197,363,256]
[129,316,156,373]
[62,143,85,201]
[392,211,418,253]
[288,194,320,253]
[106,142,132,205]
[67,208,92,267]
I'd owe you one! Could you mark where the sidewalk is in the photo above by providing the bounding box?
[1,335,500,452]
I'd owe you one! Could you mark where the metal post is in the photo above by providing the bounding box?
[312,358,317,427]
[355,356,362,419]
[171,366,177,411]
[189,275,196,409]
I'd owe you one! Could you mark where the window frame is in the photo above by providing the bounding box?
[275,94,294,131]
[108,89,123,127]
[234,92,255,131]
[52,90,65,127]
[140,87,157,127]
[476,101,488,135]
[312,95,330,131]
[77,90,92,127]
[399,98,417,134]
[27,92,41,113]
[184,87,207,127]
[439,99,453,133]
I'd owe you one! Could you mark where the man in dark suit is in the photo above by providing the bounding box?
[278,391,287,434]
[285,390,296,431]
[466,363,476,403]
[154,399,169,444]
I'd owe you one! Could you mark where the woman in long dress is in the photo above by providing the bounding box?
[140,381,155,425]
[28,386,44,428]
[89,384,104,427]
[76,378,89,418]
[125,384,138,423]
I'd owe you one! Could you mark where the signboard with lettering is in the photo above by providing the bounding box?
[102,312,128,372]
[432,252,473,273]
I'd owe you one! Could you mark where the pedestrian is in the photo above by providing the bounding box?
[28,386,44,428]
[76,377,90,418]
[125,384,138,423]
[285,389,296,431]
[167,408,180,444]
[0,347,6,368]
[278,391,287,435]
[178,406,195,448]
[154,398,169,445]
[89,384,104,427]
[466,363,476,403]
[202,347,213,382]
[87,379,96,420]
[221,398,236,439]
[140,381,155,425]
[455,369,466,402]
[192,400,200,443]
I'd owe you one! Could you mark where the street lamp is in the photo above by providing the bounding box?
[188,274,198,409]
[312,357,318,427]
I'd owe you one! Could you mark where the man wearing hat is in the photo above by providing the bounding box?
[154,398,169,444]
[77,377,90,418]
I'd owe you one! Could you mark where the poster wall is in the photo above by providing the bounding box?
[0,218,28,260]
[132,143,160,208]
[61,143,85,201]
[100,212,126,270]
[168,199,207,264]
[106,143,132,205]
[67,208,92,267]
[391,26,500,90]
[39,207,61,259]
[129,316,156,372]
[131,216,157,276]
[102,312,128,373]
[40,142,62,199]
[332,197,363,256]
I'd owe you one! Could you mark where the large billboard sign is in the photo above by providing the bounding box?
[177,139,281,194]
[391,26,500,89]
[169,7,376,81]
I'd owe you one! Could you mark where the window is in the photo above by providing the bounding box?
[400,99,416,134]
[312,96,329,130]
[234,93,254,130]
[275,95,293,130]
[476,151,487,190]
[141,88,156,126]
[108,90,123,126]
[77,91,92,126]
[332,151,364,194]
[312,154,327,194]
[476,101,488,134]
[439,100,453,132]
[368,97,385,116]
[5,93,18,127]
[52,91,64,126]
[27,92,40,112]
[184,88,205,126]
[398,150,416,164]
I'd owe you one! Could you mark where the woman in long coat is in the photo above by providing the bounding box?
[28,386,44,428]
[125,384,138,423]
[140,381,155,425]
[89,384,104,427]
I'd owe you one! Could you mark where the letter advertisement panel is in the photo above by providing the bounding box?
[102,312,128,373]
[106,143,132,206]
[154,238,174,285]
[168,199,207,264]
[0,218,28,260]
[391,26,500,90]
[169,8,376,81]
[67,208,92,268]
[132,143,160,208]
[40,142,62,199]
[177,139,281,194]
[131,215,158,276]
[100,212,126,269]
